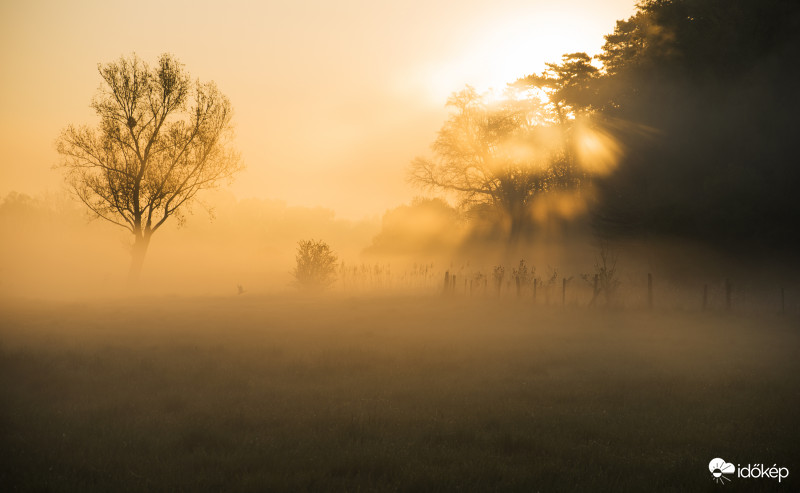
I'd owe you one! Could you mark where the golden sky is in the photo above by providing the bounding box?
[0,0,635,219]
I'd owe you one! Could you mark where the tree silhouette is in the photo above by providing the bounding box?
[515,52,600,121]
[589,0,800,248]
[57,53,242,283]
[409,86,583,243]
[292,239,339,291]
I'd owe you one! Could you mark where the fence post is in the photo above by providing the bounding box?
[562,277,567,307]
[725,278,732,311]
[533,278,537,304]
[444,271,449,294]
[452,275,456,294]
[647,273,653,310]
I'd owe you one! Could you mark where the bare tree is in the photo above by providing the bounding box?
[408,86,582,243]
[581,242,621,306]
[57,53,242,284]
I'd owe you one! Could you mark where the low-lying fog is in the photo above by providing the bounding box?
[1,190,797,321]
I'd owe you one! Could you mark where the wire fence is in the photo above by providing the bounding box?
[332,261,799,317]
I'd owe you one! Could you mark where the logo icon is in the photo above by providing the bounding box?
[709,458,736,484]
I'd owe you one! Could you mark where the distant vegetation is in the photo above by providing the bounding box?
[34,0,800,289]
[411,0,800,252]
[292,239,339,291]
[3,3,799,491]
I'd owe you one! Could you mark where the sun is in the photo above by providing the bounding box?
[412,7,610,104]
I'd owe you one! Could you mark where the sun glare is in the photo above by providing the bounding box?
[411,7,607,105]
[483,87,509,105]
[575,124,622,176]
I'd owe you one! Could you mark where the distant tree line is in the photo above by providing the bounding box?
[412,0,800,252]
[590,0,800,251]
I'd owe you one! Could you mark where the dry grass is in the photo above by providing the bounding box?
[1,295,798,491]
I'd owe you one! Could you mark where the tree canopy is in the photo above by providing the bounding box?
[590,0,800,249]
[409,86,585,242]
[57,53,242,282]
[293,239,339,291]
[515,52,600,121]
[413,0,800,251]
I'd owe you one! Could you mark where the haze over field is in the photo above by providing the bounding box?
[2,296,798,491]
[1,0,634,219]
[2,0,800,490]
[2,0,797,298]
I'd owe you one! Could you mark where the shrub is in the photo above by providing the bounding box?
[292,239,338,291]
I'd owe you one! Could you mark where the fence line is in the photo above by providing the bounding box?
[331,262,797,316]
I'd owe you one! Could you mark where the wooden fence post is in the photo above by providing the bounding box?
[562,277,567,307]
[444,271,449,294]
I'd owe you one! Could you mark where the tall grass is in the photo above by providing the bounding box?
[1,296,798,491]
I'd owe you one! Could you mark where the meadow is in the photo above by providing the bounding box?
[1,294,798,492]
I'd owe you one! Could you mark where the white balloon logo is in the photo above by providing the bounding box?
[709,458,736,484]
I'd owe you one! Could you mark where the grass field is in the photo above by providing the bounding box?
[1,295,798,491]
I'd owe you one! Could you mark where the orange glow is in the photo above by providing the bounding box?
[575,122,623,176]
[0,0,636,220]
[530,190,591,223]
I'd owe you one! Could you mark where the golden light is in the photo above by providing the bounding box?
[483,87,509,106]
[2,0,638,220]
[575,123,622,176]
[530,190,591,223]
[409,6,615,105]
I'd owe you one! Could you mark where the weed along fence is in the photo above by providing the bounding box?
[334,261,798,317]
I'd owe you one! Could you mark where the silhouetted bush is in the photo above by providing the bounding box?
[292,239,338,291]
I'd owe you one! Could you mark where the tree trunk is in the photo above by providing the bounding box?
[508,207,528,244]
[127,232,151,287]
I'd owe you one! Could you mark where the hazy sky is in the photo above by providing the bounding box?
[0,0,635,219]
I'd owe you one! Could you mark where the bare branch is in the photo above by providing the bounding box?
[57,53,242,240]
